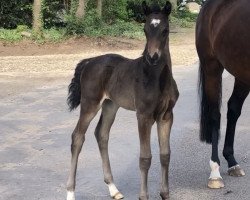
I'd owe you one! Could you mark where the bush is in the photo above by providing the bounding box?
[102,0,128,23]
[0,29,22,42]
[170,10,198,28]
[0,0,67,29]
[101,20,143,38]
[0,0,33,28]
[65,9,102,35]
[43,0,66,29]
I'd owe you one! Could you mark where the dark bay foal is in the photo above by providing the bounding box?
[66,1,178,200]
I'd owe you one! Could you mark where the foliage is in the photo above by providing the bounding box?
[0,0,200,42]
[0,29,23,42]
[42,28,66,42]
[0,27,66,43]
[101,20,144,39]
[42,0,66,29]
[65,9,102,35]
[65,9,143,39]
[0,0,33,29]
[102,0,128,23]
[171,10,198,28]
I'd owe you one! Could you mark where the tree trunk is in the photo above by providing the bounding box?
[32,0,43,36]
[64,0,70,12]
[169,0,177,10]
[76,0,86,19]
[97,0,102,17]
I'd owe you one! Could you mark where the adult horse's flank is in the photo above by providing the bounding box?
[66,1,178,200]
[196,0,250,189]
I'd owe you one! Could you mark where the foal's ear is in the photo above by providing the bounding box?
[142,1,151,16]
[162,1,172,16]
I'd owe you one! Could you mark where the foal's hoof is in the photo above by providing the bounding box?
[208,178,225,189]
[112,192,124,200]
[228,165,245,177]
[139,195,149,200]
[160,192,170,200]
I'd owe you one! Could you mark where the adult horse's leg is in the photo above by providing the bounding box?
[66,99,101,200]
[199,58,224,189]
[223,79,249,176]
[157,112,173,200]
[94,100,124,200]
[137,114,154,200]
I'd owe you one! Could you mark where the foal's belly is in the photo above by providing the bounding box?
[105,88,136,111]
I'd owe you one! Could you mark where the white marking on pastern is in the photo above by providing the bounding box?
[209,160,222,179]
[67,191,75,200]
[107,183,124,199]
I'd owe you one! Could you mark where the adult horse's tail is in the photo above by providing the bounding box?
[67,59,89,111]
[198,62,222,144]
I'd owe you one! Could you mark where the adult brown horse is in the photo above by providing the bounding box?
[66,1,178,200]
[196,0,250,189]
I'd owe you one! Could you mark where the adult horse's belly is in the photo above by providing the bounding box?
[213,1,250,86]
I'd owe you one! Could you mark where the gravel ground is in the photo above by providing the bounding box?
[2,31,249,200]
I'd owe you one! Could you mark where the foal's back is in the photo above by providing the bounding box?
[80,54,140,110]
[196,0,250,85]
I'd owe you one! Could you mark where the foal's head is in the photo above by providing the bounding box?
[142,1,172,66]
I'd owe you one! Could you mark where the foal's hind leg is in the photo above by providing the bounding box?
[157,112,173,200]
[67,99,101,200]
[223,79,249,177]
[94,100,124,200]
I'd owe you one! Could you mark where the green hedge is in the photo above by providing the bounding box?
[0,0,33,28]
[0,0,198,32]
[0,0,66,29]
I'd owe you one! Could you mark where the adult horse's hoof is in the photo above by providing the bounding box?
[208,178,225,189]
[112,192,124,200]
[228,165,245,177]
[160,192,170,199]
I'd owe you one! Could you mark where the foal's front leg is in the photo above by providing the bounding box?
[157,112,173,200]
[137,114,154,200]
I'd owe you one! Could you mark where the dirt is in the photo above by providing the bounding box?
[0,28,197,64]
[0,28,197,97]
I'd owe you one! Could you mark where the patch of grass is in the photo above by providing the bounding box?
[43,28,66,42]
[0,29,23,42]
[0,27,67,43]
[101,20,144,39]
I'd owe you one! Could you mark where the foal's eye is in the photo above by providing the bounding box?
[162,29,168,36]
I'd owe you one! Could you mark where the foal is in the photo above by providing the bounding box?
[66,1,178,200]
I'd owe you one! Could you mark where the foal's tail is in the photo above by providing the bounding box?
[67,59,89,111]
[198,62,222,144]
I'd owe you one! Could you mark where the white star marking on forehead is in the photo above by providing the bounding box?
[151,19,161,27]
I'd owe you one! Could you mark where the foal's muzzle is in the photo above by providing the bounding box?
[145,52,160,66]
